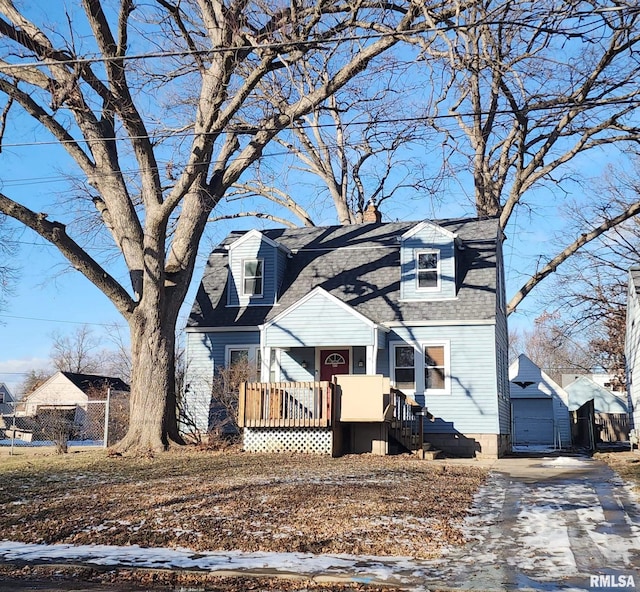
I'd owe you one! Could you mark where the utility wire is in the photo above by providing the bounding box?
[0,313,126,327]
[1,94,637,152]
[1,8,634,72]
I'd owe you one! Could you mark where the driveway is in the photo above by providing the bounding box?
[1,455,639,591]
[428,455,640,591]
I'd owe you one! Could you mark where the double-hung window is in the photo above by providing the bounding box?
[227,346,261,381]
[416,251,439,290]
[391,341,450,394]
[423,342,450,394]
[424,345,446,390]
[393,345,415,390]
[243,259,263,297]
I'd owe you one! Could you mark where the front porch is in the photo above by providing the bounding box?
[237,375,430,457]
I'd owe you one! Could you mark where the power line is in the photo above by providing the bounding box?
[2,93,638,153]
[0,29,431,71]
[2,9,632,73]
[0,313,126,327]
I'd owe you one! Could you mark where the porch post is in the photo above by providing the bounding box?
[365,345,375,375]
[261,346,271,382]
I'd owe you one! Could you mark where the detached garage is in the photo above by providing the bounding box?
[510,355,571,450]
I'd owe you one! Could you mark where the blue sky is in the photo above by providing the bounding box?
[0,1,625,395]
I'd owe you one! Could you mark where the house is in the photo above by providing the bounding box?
[0,382,15,415]
[184,210,511,458]
[21,371,129,441]
[561,372,625,394]
[509,354,571,450]
[564,376,629,443]
[625,266,640,433]
[22,371,129,415]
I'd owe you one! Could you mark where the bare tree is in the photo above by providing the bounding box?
[220,61,433,226]
[514,311,595,383]
[50,325,103,374]
[19,369,51,397]
[0,0,452,452]
[414,1,640,313]
[547,166,640,384]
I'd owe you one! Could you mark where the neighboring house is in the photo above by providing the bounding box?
[626,266,640,432]
[185,209,511,458]
[564,376,629,443]
[22,371,129,415]
[0,382,15,415]
[561,372,625,394]
[21,372,129,440]
[509,355,571,450]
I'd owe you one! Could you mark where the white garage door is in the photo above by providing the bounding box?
[512,398,554,446]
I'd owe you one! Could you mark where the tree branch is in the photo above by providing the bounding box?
[507,198,640,315]
[0,192,135,316]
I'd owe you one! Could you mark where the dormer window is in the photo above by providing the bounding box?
[417,250,439,290]
[243,259,263,297]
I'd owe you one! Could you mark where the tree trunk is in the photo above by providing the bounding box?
[114,305,183,453]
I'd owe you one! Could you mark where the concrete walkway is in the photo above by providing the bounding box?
[1,455,639,591]
[422,455,640,591]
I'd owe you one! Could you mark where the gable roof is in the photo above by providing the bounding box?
[509,354,569,403]
[0,382,13,402]
[188,216,501,329]
[227,228,291,254]
[564,376,628,414]
[60,372,129,397]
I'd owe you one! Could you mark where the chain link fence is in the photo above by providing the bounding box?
[0,391,129,453]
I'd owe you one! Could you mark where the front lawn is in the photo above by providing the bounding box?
[0,448,486,559]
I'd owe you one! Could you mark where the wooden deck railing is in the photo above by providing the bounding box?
[238,381,333,428]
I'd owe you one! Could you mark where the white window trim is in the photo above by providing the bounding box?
[225,344,260,366]
[241,258,264,298]
[389,341,418,394]
[415,249,440,292]
[421,340,451,395]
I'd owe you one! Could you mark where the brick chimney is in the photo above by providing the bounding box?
[363,202,382,224]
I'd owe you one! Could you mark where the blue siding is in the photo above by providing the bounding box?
[228,234,278,306]
[626,272,640,431]
[494,245,511,435]
[376,347,390,378]
[400,224,456,301]
[184,332,215,435]
[184,331,260,435]
[384,324,500,434]
[352,346,367,375]
[264,292,374,347]
[280,348,316,382]
[495,309,511,434]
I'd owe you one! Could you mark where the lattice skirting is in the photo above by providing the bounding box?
[243,427,333,454]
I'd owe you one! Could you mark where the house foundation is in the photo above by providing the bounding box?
[424,433,510,459]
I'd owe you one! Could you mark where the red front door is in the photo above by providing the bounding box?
[320,349,350,382]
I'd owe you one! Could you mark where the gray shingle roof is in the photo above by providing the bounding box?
[188,216,501,328]
[61,372,130,396]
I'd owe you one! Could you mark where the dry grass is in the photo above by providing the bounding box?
[0,447,486,560]
[595,450,640,489]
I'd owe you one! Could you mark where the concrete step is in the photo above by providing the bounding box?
[416,448,442,460]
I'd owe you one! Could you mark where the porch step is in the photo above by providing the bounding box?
[416,447,442,460]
